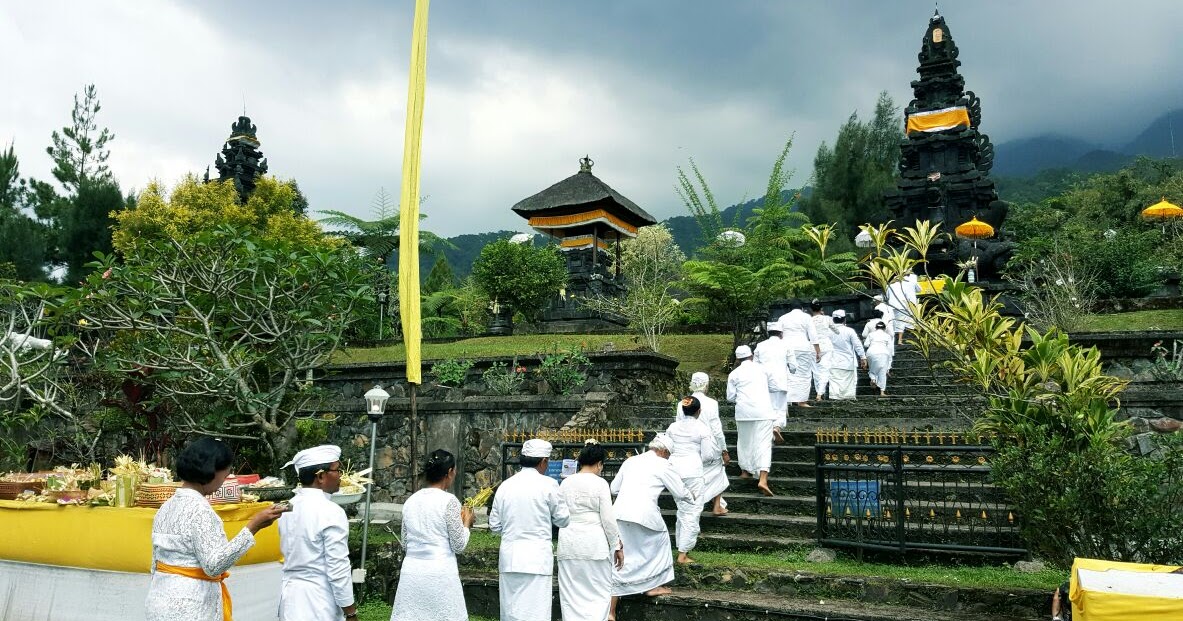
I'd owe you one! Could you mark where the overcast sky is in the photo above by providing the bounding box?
[3,1,1182,237]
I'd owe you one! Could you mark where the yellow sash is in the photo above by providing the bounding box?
[155,561,232,621]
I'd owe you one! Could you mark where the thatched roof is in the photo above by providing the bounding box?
[511,159,657,228]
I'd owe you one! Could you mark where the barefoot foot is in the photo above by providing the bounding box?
[757,483,775,497]
[645,587,673,597]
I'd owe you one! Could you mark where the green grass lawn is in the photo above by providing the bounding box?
[1074,309,1183,332]
[335,333,733,374]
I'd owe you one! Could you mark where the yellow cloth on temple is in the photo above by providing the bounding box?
[916,277,946,296]
[1070,558,1183,621]
[905,106,970,134]
[398,0,431,385]
[0,501,281,573]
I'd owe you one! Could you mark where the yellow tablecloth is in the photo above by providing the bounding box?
[1070,558,1183,621]
[0,500,281,573]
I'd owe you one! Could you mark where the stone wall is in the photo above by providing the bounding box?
[313,351,679,502]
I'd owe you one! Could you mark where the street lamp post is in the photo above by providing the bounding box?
[356,384,391,590]
[377,291,388,340]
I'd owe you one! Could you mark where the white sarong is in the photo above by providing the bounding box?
[558,558,612,621]
[736,420,773,475]
[812,350,832,399]
[829,368,857,400]
[392,553,467,621]
[674,477,705,553]
[701,458,729,503]
[500,572,553,621]
[611,521,674,596]
[769,390,788,429]
[784,350,814,404]
[867,352,891,392]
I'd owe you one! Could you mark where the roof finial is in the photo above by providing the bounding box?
[579,155,594,173]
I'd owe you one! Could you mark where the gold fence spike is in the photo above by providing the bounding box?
[955,509,962,519]
[865,508,872,519]
[937,432,945,445]
[1008,512,1015,524]
[950,433,958,445]
[905,507,911,519]
[981,510,988,521]
[845,506,852,516]
[924,432,932,445]
[929,509,935,519]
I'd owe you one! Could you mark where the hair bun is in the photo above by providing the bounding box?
[680,397,695,407]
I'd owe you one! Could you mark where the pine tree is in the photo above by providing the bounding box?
[46,84,114,194]
[423,255,456,294]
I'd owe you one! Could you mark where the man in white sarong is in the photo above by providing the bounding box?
[489,438,571,621]
[279,445,357,621]
[726,345,776,497]
[609,433,694,618]
[886,273,921,345]
[678,372,730,515]
[778,303,821,411]
[827,310,867,400]
[753,321,789,440]
[809,300,836,401]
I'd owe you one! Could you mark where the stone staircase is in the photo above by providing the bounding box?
[622,343,988,553]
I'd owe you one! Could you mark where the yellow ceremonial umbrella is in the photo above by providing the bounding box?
[954,216,995,241]
[1142,197,1183,234]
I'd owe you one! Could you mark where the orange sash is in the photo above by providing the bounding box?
[155,561,233,621]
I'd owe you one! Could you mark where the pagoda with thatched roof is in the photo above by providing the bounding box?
[512,156,657,330]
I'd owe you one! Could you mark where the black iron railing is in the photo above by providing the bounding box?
[500,442,645,483]
[815,443,1026,556]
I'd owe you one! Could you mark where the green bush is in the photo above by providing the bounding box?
[536,347,589,395]
[431,358,474,388]
[481,360,525,396]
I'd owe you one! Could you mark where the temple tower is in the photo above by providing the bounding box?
[511,156,657,330]
[884,10,1012,278]
[207,115,269,203]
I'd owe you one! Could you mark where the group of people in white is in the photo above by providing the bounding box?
[728,285,919,497]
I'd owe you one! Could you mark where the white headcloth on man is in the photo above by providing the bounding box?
[522,439,553,458]
[283,444,341,473]
[689,371,710,393]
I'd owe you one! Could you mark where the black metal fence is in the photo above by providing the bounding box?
[815,442,1025,556]
[500,442,646,483]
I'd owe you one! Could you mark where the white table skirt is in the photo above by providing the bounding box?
[0,559,282,621]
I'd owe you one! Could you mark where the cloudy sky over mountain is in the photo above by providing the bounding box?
[2,1,1181,236]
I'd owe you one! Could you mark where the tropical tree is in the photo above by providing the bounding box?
[317,187,449,266]
[74,227,371,465]
[581,224,685,352]
[471,239,566,323]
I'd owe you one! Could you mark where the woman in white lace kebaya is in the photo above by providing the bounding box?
[144,438,284,621]
[557,440,623,621]
[391,449,474,621]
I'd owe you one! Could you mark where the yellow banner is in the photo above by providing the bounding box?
[1070,558,1183,621]
[399,0,430,385]
[905,106,970,134]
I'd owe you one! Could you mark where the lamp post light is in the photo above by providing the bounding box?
[356,384,391,589]
[377,291,388,341]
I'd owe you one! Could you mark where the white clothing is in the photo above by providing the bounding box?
[754,335,790,422]
[679,392,729,504]
[279,488,355,621]
[557,472,619,621]
[558,472,621,561]
[726,360,776,421]
[611,521,674,596]
[665,416,714,479]
[874,302,896,331]
[391,488,470,621]
[829,368,858,400]
[559,559,612,621]
[736,419,774,475]
[828,325,867,371]
[674,477,705,553]
[145,488,255,621]
[490,467,571,621]
[610,451,692,532]
[864,330,895,392]
[886,279,920,332]
[500,573,553,621]
[811,313,836,353]
[811,314,837,399]
[777,309,819,353]
[784,350,814,404]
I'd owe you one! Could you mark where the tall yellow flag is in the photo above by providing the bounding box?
[398,0,430,385]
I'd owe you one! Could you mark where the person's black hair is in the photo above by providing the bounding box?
[577,442,606,467]
[680,395,702,417]
[833,315,846,324]
[298,462,335,486]
[767,327,782,336]
[876,321,887,330]
[810,299,823,313]
[872,308,884,319]
[789,300,804,311]
[519,455,544,469]
[425,449,455,483]
[176,437,234,485]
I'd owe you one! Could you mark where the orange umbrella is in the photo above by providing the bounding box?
[1141,198,1183,221]
[955,216,995,240]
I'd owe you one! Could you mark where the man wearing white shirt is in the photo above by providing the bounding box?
[777,303,822,410]
[489,438,571,621]
[609,433,693,617]
[827,310,867,400]
[753,321,789,439]
[726,345,777,497]
[886,273,921,345]
[278,445,357,621]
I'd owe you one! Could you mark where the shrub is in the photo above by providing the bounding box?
[536,347,589,395]
[1151,340,1183,381]
[481,360,526,396]
[431,359,474,388]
